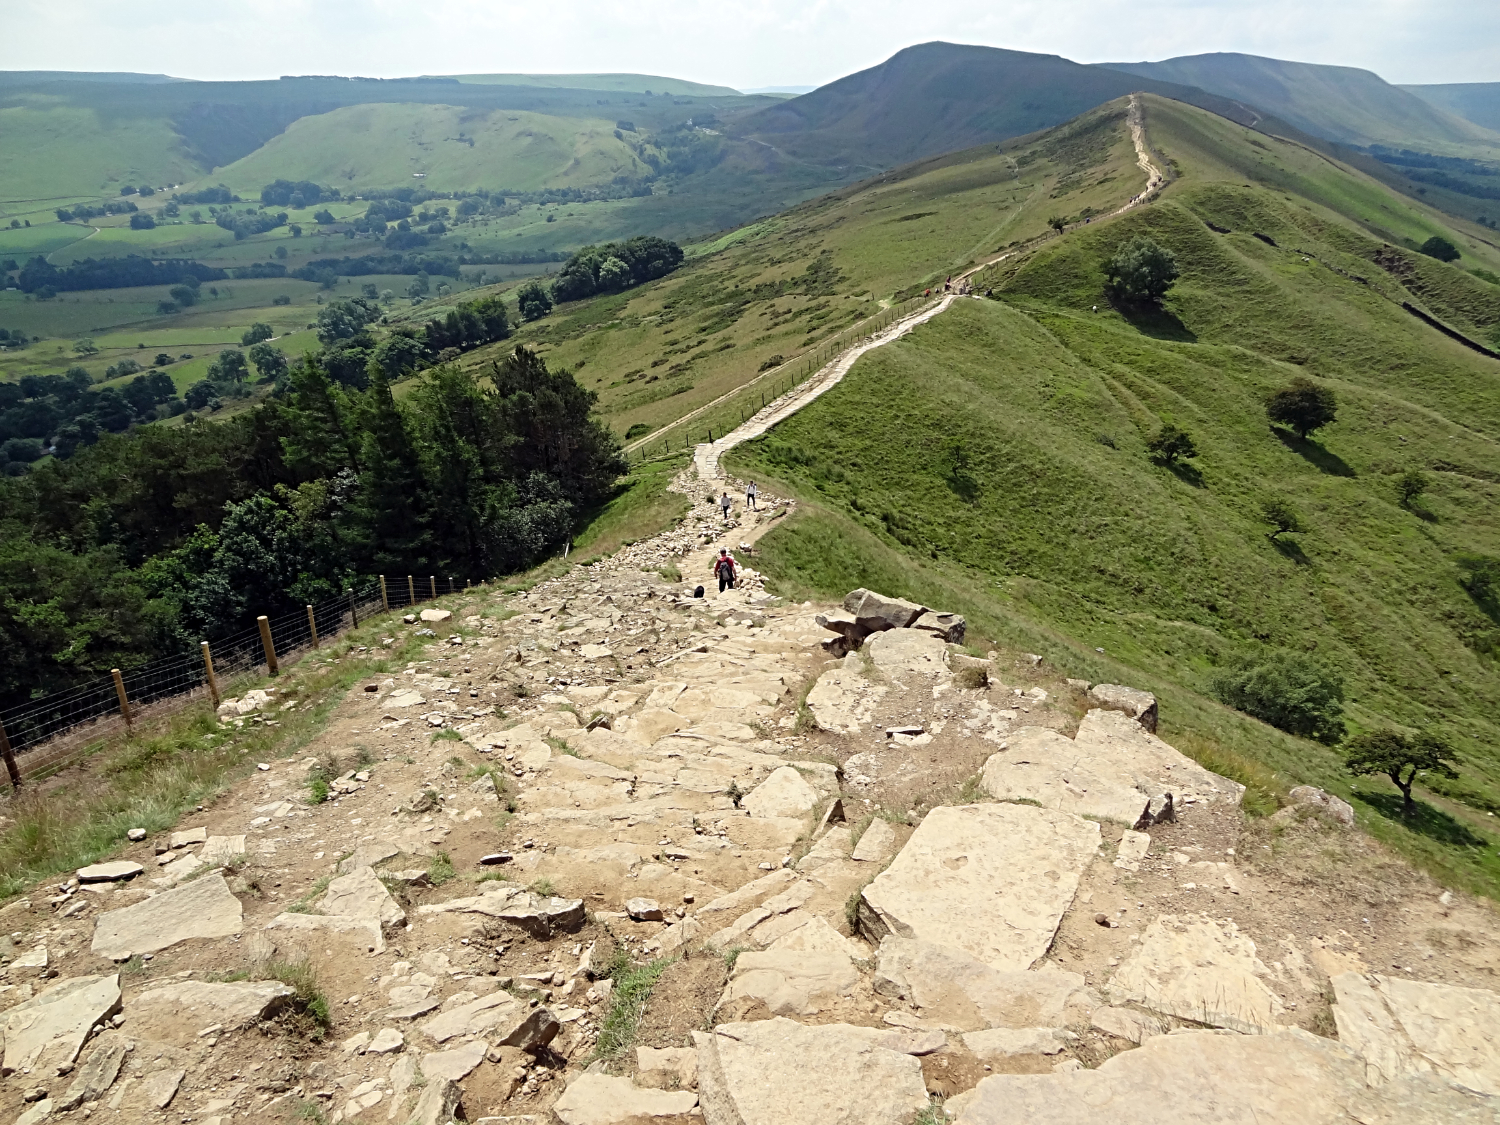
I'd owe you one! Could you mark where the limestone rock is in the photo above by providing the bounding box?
[91,873,243,960]
[1085,684,1158,732]
[865,628,949,677]
[695,869,798,920]
[852,818,896,863]
[337,842,400,874]
[950,1026,1491,1125]
[1108,915,1282,1034]
[742,765,818,819]
[319,865,406,928]
[420,991,520,1043]
[368,1027,404,1054]
[387,689,426,708]
[697,1017,928,1125]
[1288,786,1356,828]
[816,611,870,645]
[266,912,385,954]
[911,611,966,644]
[805,667,886,734]
[128,979,294,1044]
[859,804,1098,973]
[407,1076,463,1125]
[1332,972,1500,1095]
[416,885,585,938]
[199,834,247,866]
[873,937,1095,1031]
[419,608,452,623]
[627,898,665,921]
[2,974,121,1078]
[842,588,927,632]
[55,1032,128,1109]
[75,861,143,884]
[962,1027,1066,1060]
[1073,709,1242,805]
[719,949,860,1017]
[1114,830,1151,872]
[422,1040,487,1081]
[139,1067,185,1109]
[1090,1006,1167,1044]
[580,643,614,660]
[637,1045,698,1090]
[15,1099,53,1125]
[553,1073,698,1125]
[981,727,1149,825]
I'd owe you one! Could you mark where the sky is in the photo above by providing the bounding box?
[4,0,1498,88]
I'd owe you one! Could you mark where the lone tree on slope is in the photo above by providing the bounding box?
[1104,236,1180,303]
[1146,422,1196,466]
[1266,376,1337,439]
[1344,728,1458,818]
[1261,497,1302,541]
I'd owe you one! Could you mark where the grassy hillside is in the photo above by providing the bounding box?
[0,96,201,199]
[444,73,739,97]
[721,94,1500,896]
[1405,83,1500,133]
[1107,53,1500,153]
[725,41,1252,172]
[214,104,654,192]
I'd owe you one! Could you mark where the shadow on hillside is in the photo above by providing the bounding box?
[1272,537,1311,565]
[1164,460,1205,488]
[1113,300,1198,343]
[1353,790,1488,847]
[1401,500,1439,524]
[1273,428,1355,477]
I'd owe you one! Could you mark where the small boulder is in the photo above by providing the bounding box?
[1287,786,1355,827]
[1087,683,1158,733]
[911,610,966,644]
[842,588,927,632]
[742,766,819,820]
[76,861,143,884]
[627,898,665,922]
[419,608,452,623]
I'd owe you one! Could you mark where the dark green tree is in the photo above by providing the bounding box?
[1396,469,1427,508]
[517,281,553,321]
[248,341,288,383]
[343,373,428,572]
[1266,376,1337,438]
[241,322,274,346]
[1210,648,1345,743]
[1261,497,1302,540]
[1104,237,1180,302]
[1344,728,1458,818]
[1419,236,1460,262]
[1146,423,1197,465]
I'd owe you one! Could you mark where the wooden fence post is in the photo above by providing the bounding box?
[379,575,389,613]
[0,718,22,790]
[258,616,279,676]
[429,575,437,600]
[112,669,132,730]
[201,642,220,708]
[350,589,359,628]
[307,605,319,648]
[407,575,415,605]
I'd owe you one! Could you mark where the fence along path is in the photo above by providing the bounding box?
[0,573,465,789]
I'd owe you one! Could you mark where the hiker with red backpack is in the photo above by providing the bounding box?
[714,548,738,593]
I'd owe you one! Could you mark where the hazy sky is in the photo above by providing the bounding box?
[5,0,1497,88]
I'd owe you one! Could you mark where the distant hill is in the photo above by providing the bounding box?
[1104,53,1500,151]
[0,71,187,85]
[216,104,653,193]
[1404,83,1500,133]
[724,42,1250,171]
[440,73,739,97]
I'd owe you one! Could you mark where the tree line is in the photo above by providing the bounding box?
[0,345,623,710]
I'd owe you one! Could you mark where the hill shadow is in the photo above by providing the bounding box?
[1353,790,1488,847]
[1167,460,1205,488]
[1112,299,1198,343]
[1272,428,1355,477]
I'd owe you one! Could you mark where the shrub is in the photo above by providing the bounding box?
[1104,236,1179,302]
[1260,497,1302,540]
[517,281,553,321]
[1396,469,1427,508]
[1210,648,1345,743]
[1266,376,1337,438]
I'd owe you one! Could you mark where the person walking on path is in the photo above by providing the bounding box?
[720,492,732,520]
[714,548,738,593]
[746,481,758,510]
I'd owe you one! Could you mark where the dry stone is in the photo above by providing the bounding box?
[1090,1006,1167,1044]
[91,873,242,960]
[318,865,406,928]
[742,765,817,819]
[719,949,860,1016]
[1085,684,1158,732]
[128,979,294,1044]
[140,1068,185,1109]
[169,826,207,848]
[859,804,1098,973]
[1108,915,1283,1034]
[865,628,949,677]
[416,886,585,938]
[842,589,926,631]
[911,610,966,644]
[1288,786,1356,828]
[407,1077,463,1125]
[851,818,896,863]
[1332,972,1500,1095]
[266,912,384,954]
[553,1073,698,1125]
[2,974,121,1077]
[962,1027,1066,1060]
[75,861,143,884]
[697,1017,929,1125]
[1114,830,1151,871]
[338,842,400,874]
[422,1040,487,1081]
[950,1027,1492,1125]
[637,1046,698,1090]
[56,1033,128,1110]
[805,666,885,733]
[873,937,1095,1031]
[982,727,1154,824]
[419,608,452,623]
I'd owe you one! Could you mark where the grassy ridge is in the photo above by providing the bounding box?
[728,96,1500,896]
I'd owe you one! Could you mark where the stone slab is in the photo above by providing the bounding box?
[76,861,143,883]
[719,950,860,1017]
[1,973,121,1078]
[422,1040,487,1081]
[865,628,949,677]
[851,818,896,863]
[91,874,243,960]
[57,1032,129,1109]
[962,1027,1066,1059]
[1108,915,1283,1034]
[859,804,1098,973]
[981,726,1154,825]
[266,912,385,954]
[553,1073,697,1125]
[128,979,294,1044]
[319,865,406,928]
[697,1018,928,1125]
[1333,972,1500,1096]
[742,765,818,819]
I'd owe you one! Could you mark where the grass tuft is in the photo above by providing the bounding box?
[591,952,676,1065]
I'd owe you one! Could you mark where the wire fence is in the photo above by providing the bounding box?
[0,572,477,790]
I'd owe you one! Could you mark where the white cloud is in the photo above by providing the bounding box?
[2,0,1496,87]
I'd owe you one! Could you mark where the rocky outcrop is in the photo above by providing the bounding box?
[1086,683,1158,732]
[1332,972,1500,1095]
[1287,786,1356,827]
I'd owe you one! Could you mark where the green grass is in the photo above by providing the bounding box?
[591,951,676,1065]
[727,95,1500,899]
[427,851,457,886]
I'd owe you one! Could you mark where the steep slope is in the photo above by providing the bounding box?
[214,104,654,193]
[724,93,1500,893]
[1107,53,1500,152]
[725,41,1250,172]
[1405,83,1500,133]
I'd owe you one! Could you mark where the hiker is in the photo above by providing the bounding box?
[720,491,732,520]
[714,548,738,593]
[746,480,758,510]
